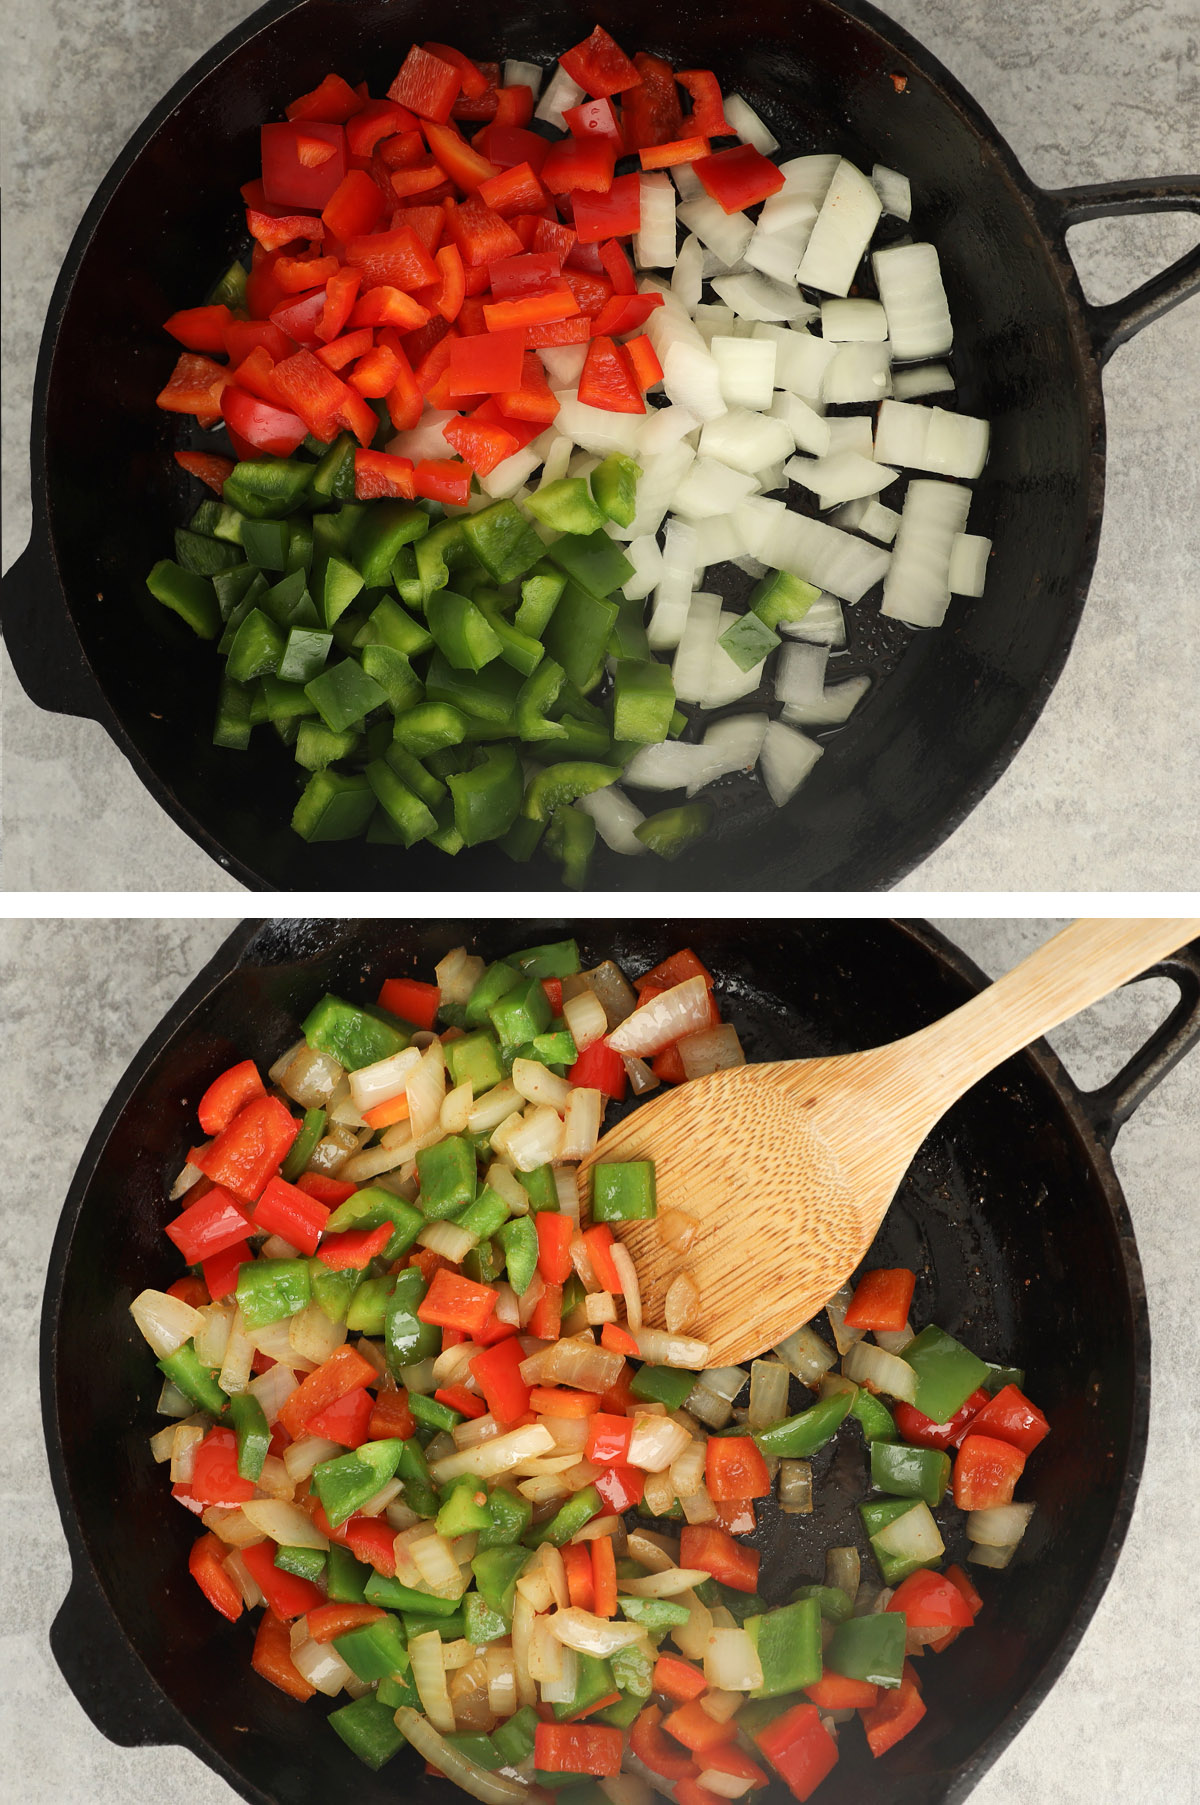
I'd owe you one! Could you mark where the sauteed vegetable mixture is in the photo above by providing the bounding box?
[148,25,992,884]
[132,939,1046,1799]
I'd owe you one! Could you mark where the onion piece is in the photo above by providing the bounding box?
[610,1242,643,1335]
[676,195,755,268]
[779,1458,814,1515]
[242,1499,328,1548]
[949,532,992,596]
[842,1340,918,1402]
[551,1609,649,1655]
[628,1414,692,1473]
[968,1502,1036,1547]
[608,976,712,1057]
[561,1088,603,1160]
[713,270,816,323]
[636,173,678,269]
[129,1290,203,1359]
[874,1502,944,1564]
[704,1627,763,1692]
[633,1327,711,1368]
[579,784,647,856]
[747,1359,791,1428]
[781,675,871,731]
[672,589,724,704]
[647,516,700,651]
[664,1273,701,1334]
[759,720,824,807]
[535,65,585,130]
[826,1546,860,1602]
[796,158,882,295]
[880,476,972,629]
[430,1422,555,1484]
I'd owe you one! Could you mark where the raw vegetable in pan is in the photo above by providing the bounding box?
[147,24,993,886]
[132,937,1047,1800]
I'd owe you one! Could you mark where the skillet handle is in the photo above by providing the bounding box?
[0,532,101,721]
[51,1570,186,1749]
[1081,939,1200,1148]
[1042,175,1200,365]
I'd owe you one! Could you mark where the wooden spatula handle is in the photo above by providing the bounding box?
[896,918,1200,1123]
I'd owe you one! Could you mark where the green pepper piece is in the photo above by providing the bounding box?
[592,1161,657,1223]
[590,453,641,528]
[328,1693,406,1771]
[493,1705,540,1766]
[292,766,375,842]
[790,1584,853,1623]
[235,1257,311,1330]
[433,1474,491,1540]
[280,1105,326,1183]
[629,1364,695,1409]
[275,1543,326,1583]
[517,1030,577,1069]
[345,1274,394,1335]
[594,1692,644,1730]
[544,805,596,888]
[314,1439,404,1528]
[351,501,429,588]
[466,961,521,1026]
[545,529,634,600]
[360,1572,450,1616]
[360,594,434,658]
[618,1595,690,1628]
[851,1388,897,1443]
[333,1610,409,1682]
[463,500,545,583]
[156,1342,228,1416]
[146,559,220,638]
[825,1612,907,1689]
[260,569,315,629]
[693,1581,770,1625]
[498,1216,539,1294]
[311,433,359,505]
[410,1391,463,1433]
[750,568,820,629]
[522,1164,559,1213]
[358,644,422,715]
[488,975,552,1053]
[386,1271,440,1373]
[213,676,254,751]
[515,566,567,637]
[324,1541,371,1603]
[982,1362,1026,1395]
[448,746,523,846]
[391,701,467,757]
[472,1544,531,1620]
[551,1651,616,1721]
[477,1486,533,1549]
[473,596,545,678]
[428,590,504,671]
[402,1608,466,1641]
[225,608,286,683]
[456,1186,510,1243]
[634,802,712,860]
[718,612,780,673]
[542,583,620,690]
[315,553,365,629]
[753,1390,853,1459]
[610,1644,653,1699]
[745,1599,822,1696]
[229,1391,270,1482]
[515,659,569,744]
[303,993,412,1069]
[499,814,546,862]
[174,527,246,578]
[305,658,387,733]
[611,660,674,744]
[426,650,524,724]
[445,1732,506,1769]
[311,1261,360,1325]
[522,762,622,823]
[239,518,291,572]
[870,1438,951,1507]
[223,458,313,520]
[261,676,317,725]
[275,625,333,685]
[208,258,247,309]
[464,1238,503,1284]
[525,477,606,536]
[366,758,437,846]
[902,1325,991,1424]
[377,1671,421,1712]
[417,1133,478,1216]
[524,1485,603,1547]
[608,598,651,664]
[212,563,257,620]
[445,1030,504,1096]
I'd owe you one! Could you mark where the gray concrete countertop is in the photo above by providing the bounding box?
[3,916,1199,1801]
[2,2,1198,891]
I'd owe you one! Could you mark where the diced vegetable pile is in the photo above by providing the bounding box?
[146,25,994,884]
[133,938,1046,1800]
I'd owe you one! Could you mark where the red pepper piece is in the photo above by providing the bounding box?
[600,1321,640,1359]
[411,457,471,505]
[443,194,524,269]
[164,303,233,354]
[192,1095,299,1200]
[307,1385,376,1447]
[349,343,402,397]
[296,1171,356,1208]
[476,123,551,173]
[534,1722,623,1776]
[488,252,562,297]
[242,1540,325,1619]
[497,353,560,426]
[483,283,579,333]
[166,1274,210,1308]
[944,1563,984,1619]
[468,1335,531,1424]
[347,286,431,332]
[886,1568,976,1629]
[476,162,549,218]
[346,98,416,156]
[368,1387,417,1442]
[246,204,326,254]
[542,137,617,196]
[435,1383,487,1419]
[694,143,785,213]
[562,1541,595,1611]
[624,334,663,393]
[525,314,596,349]
[571,173,642,245]
[754,1701,839,1798]
[578,335,644,413]
[423,120,500,193]
[279,1344,381,1440]
[418,1268,500,1336]
[804,1672,879,1710]
[307,1601,387,1643]
[622,52,684,152]
[964,1383,1050,1456]
[423,42,490,99]
[590,1534,618,1619]
[188,1532,243,1622]
[336,384,381,448]
[322,168,386,240]
[339,1513,400,1576]
[859,1673,926,1758]
[442,415,520,477]
[630,1706,701,1781]
[676,70,732,138]
[269,286,330,347]
[318,1220,396,1268]
[346,224,439,291]
[398,205,447,253]
[564,96,625,150]
[651,1042,687,1085]
[315,266,361,341]
[374,976,438,1027]
[664,1698,738,1753]
[842,1266,917,1332]
[592,287,664,336]
[390,161,451,200]
[640,136,711,170]
[596,238,636,293]
[711,1498,757,1537]
[156,352,229,423]
[251,1610,315,1700]
[269,346,354,439]
[468,397,545,451]
[174,449,235,495]
[652,1653,708,1702]
[492,85,534,128]
[953,1432,1027,1509]
[261,122,347,211]
[471,1306,520,1347]
[559,26,641,99]
[201,1237,250,1301]
[680,1523,760,1593]
[274,252,340,295]
[585,1412,633,1465]
[562,269,615,318]
[529,1280,563,1341]
[594,1461,644,1512]
[447,327,527,396]
[382,338,425,430]
[893,1387,989,1451]
[253,1172,330,1256]
[224,318,295,362]
[198,1060,266,1136]
[534,1211,576,1285]
[286,71,363,124]
[388,45,462,123]
[190,1427,256,1507]
[706,1434,771,1501]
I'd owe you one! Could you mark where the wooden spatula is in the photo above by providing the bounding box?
[579,918,1200,1368]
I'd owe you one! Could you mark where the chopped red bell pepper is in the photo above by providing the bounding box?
[754,1702,839,1800]
[630,1706,701,1780]
[651,1042,687,1085]
[470,1306,520,1347]
[274,252,340,295]
[477,162,549,218]
[559,26,642,98]
[567,1038,627,1099]
[590,1533,618,1619]
[192,1095,299,1200]
[435,1383,487,1419]
[622,51,684,150]
[676,69,732,138]
[600,1321,640,1359]
[156,352,229,423]
[269,286,330,348]
[164,303,233,354]
[523,314,596,349]
[388,44,462,123]
[443,194,525,268]
[286,71,363,124]
[706,1434,771,1501]
[252,1609,316,1700]
[572,172,642,244]
[425,243,466,322]
[533,216,578,262]
[246,204,326,254]
[390,159,455,201]
[497,353,560,425]
[492,84,534,127]
[585,1412,633,1464]
[354,449,418,499]
[595,238,635,294]
[625,333,663,392]
[679,1524,760,1593]
[562,1541,596,1611]
[488,252,562,297]
[322,168,386,239]
[542,136,617,196]
[418,1267,499,1336]
[188,1532,243,1622]
[376,976,438,1027]
[198,1059,266,1137]
[261,121,347,211]
[694,142,785,213]
[167,1271,209,1309]
[579,1224,621,1293]
[594,1461,645,1512]
[652,1653,707,1702]
[224,318,295,362]
[296,1171,356,1208]
[336,384,382,447]
[953,1433,1027,1510]
[422,120,500,193]
[886,1568,975,1629]
[447,327,527,395]
[347,98,416,155]
[318,1220,396,1269]
[860,1671,926,1758]
[348,286,431,331]
[220,385,305,453]
[200,1237,251,1301]
[346,224,439,291]
[377,128,427,172]
[341,1512,401,1576]
[419,41,488,97]
[270,346,355,438]
[803,1673,880,1710]
[664,1698,738,1753]
[944,1563,984,1619]
[893,1387,989,1452]
[476,123,551,173]
[564,96,625,149]
[578,335,644,413]
[965,1384,1050,1456]
[349,342,403,398]
[242,1539,325,1620]
[530,1386,601,1418]
[368,1387,417,1442]
[640,135,711,170]
[190,1427,256,1507]
[468,1335,530,1424]
[399,205,448,253]
[253,1172,330,1255]
[843,1267,918,1333]
[307,1385,376,1448]
[279,1344,381,1440]
[535,1721,623,1775]
[483,284,579,333]
[307,1601,387,1643]
[317,265,362,341]
[443,415,519,477]
[710,1498,757,1537]
[413,457,473,506]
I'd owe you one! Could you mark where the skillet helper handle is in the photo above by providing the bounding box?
[1081,939,1200,1148]
[51,1569,185,1749]
[1044,175,1200,363]
[1,532,101,721]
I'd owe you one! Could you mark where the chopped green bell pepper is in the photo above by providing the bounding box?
[497,1216,539,1295]
[327,1693,407,1770]
[325,1542,371,1603]
[750,569,820,629]
[592,1161,657,1223]
[515,567,567,638]
[313,1439,404,1528]
[753,1390,853,1459]
[524,1485,602,1546]
[229,1391,270,1482]
[541,583,620,690]
[223,458,313,520]
[870,1438,951,1507]
[351,500,429,588]
[386,1269,440,1372]
[235,1257,311,1330]
[851,1388,897,1443]
[447,745,523,846]
[463,500,544,583]
[618,1595,690,1628]
[477,1485,533,1549]
[525,478,606,536]
[305,658,387,734]
[825,1611,906,1689]
[493,1705,539,1766]
[629,1364,695,1409]
[745,1598,822,1695]
[488,975,552,1052]
[333,1611,409,1682]
[718,612,780,672]
[416,1133,478,1216]
[445,1030,504,1095]
[472,1544,531,1620]
[634,802,712,860]
[156,1341,228,1416]
[902,1325,990,1424]
[275,1543,326,1583]
[545,530,633,600]
[590,453,641,528]
[612,660,675,744]
[303,993,412,1069]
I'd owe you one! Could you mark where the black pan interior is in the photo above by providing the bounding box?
[35,0,1097,889]
[48,919,1143,1804]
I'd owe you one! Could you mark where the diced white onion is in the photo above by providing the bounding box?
[748,1358,791,1428]
[713,270,816,322]
[797,158,882,295]
[949,532,992,596]
[633,1327,711,1367]
[628,1413,693,1472]
[676,196,755,268]
[535,65,586,130]
[348,1044,421,1112]
[648,516,700,650]
[874,1501,945,1564]
[704,1628,763,1692]
[725,93,779,154]
[710,336,777,410]
[821,342,893,406]
[242,1498,328,1547]
[781,673,871,729]
[821,298,888,341]
[492,1104,565,1172]
[561,1087,603,1160]
[893,361,955,400]
[129,1290,203,1359]
[552,1610,650,1655]
[842,1339,919,1401]
[881,476,972,629]
[430,1422,554,1484]
[759,719,824,807]
[636,173,678,269]
[672,590,724,703]
[672,234,705,310]
[774,1322,838,1384]
[780,1458,814,1514]
[873,241,952,360]
[608,976,712,1056]
[699,409,793,476]
[968,1502,1036,1547]
[578,784,647,855]
[871,163,911,219]
[678,1025,745,1079]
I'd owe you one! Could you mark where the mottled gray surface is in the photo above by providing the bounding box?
[2,916,1199,1802]
[2,0,1198,890]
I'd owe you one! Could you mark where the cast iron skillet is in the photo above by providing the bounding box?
[3,1,1198,891]
[42,919,1200,1803]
